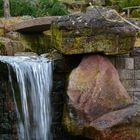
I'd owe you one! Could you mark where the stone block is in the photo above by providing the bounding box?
[131,47,140,56]
[133,96,140,103]
[134,92,140,96]
[115,57,125,69]
[128,91,134,98]
[125,57,134,69]
[135,70,140,79]
[134,92,140,103]
[118,70,134,80]
[116,57,134,70]
[135,57,140,70]
[135,80,140,91]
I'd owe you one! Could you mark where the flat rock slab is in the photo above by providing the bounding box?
[52,7,136,55]
[10,16,59,33]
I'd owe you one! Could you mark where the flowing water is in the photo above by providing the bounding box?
[0,56,52,140]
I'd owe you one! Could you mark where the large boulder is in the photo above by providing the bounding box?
[52,7,136,55]
[63,55,137,139]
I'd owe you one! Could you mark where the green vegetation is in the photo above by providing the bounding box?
[0,0,140,17]
[132,9,140,18]
[118,0,140,9]
[0,0,3,16]
[105,0,140,8]
[118,0,140,18]
[0,0,69,17]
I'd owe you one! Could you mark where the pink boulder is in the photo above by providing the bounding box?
[63,55,133,139]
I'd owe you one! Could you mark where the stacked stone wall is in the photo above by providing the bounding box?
[0,63,17,140]
[109,52,140,103]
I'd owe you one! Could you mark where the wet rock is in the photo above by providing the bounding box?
[52,7,136,55]
[63,54,136,139]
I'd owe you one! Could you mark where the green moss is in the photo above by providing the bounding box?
[62,105,83,136]
[15,33,52,54]
[0,28,4,36]
[118,37,134,53]
[0,42,5,54]
[51,22,134,55]
[51,23,63,53]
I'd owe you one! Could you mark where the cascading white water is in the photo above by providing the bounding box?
[0,55,52,140]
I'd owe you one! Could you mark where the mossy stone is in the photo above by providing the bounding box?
[51,7,136,55]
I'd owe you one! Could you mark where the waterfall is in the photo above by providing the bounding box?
[0,56,52,140]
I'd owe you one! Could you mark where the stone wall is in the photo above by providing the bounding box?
[51,58,66,140]
[0,63,17,140]
[109,50,140,103]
